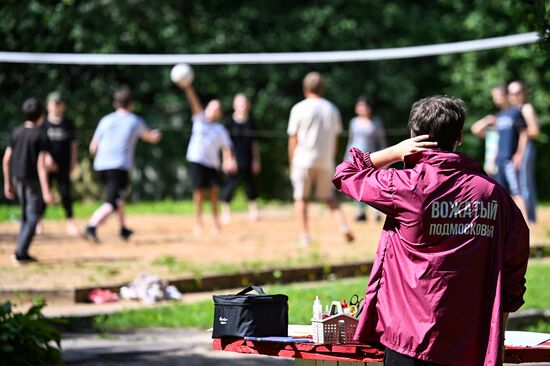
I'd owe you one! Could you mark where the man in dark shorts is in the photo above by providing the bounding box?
[38,91,78,235]
[3,98,53,264]
[85,87,161,242]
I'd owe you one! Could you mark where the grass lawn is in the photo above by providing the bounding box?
[94,261,550,332]
[0,195,258,222]
[2,199,548,222]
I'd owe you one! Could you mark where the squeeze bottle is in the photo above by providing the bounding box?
[312,296,323,320]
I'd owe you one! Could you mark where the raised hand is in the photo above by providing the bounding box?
[369,134,438,168]
[393,135,438,160]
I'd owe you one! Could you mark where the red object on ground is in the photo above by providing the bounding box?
[87,289,120,304]
[212,338,550,364]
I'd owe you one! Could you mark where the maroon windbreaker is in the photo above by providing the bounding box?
[332,148,529,366]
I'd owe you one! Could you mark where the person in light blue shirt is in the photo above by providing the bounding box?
[85,87,161,243]
[344,96,387,222]
[92,111,144,171]
[178,80,234,235]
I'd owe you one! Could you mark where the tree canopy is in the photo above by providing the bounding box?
[0,0,548,200]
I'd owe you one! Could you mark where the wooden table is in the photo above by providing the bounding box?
[213,337,550,365]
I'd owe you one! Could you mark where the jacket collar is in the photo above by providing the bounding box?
[404,150,482,173]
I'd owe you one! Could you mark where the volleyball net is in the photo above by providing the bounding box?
[0,32,539,65]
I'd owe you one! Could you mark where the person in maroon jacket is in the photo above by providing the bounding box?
[332,96,529,366]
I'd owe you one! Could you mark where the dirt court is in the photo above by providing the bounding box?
[1,204,549,291]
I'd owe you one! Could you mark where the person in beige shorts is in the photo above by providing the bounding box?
[287,72,354,246]
[291,167,334,201]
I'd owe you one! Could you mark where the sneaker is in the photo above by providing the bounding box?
[249,208,260,222]
[220,204,231,225]
[220,213,231,225]
[355,213,367,222]
[66,222,80,237]
[12,254,38,265]
[84,226,100,243]
[344,231,355,243]
[298,235,312,248]
[120,227,134,241]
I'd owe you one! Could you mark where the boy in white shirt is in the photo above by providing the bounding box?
[178,82,234,234]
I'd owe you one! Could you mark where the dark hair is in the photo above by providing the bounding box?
[407,96,466,151]
[356,96,371,106]
[113,86,133,109]
[22,97,44,122]
[303,72,325,96]
[492,84,507,95]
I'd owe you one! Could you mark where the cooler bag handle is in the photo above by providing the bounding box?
[236,284,266,295]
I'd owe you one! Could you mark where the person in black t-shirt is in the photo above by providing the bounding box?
[221,93,261,223]
[38,92,78,236]
[2,98,53,264]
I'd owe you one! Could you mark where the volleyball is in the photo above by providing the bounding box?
[170,63,194,86]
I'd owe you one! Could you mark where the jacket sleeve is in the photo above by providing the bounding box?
[332,147,396,216]
[502,197,530,312]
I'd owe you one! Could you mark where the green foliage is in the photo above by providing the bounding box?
[511,0,550,50]
[152,255,189,274]
[521,319,550,333]
[87,264,121,284]
[0,1,548,201]
[523,262,550,310]
[0,300,63,366]
[94,300,215,331]
[439,0,550,185]
[0,196,253,221]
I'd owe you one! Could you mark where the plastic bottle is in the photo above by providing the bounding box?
[312,296,323,320]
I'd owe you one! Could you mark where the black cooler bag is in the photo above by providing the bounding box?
[212,285,288,338]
